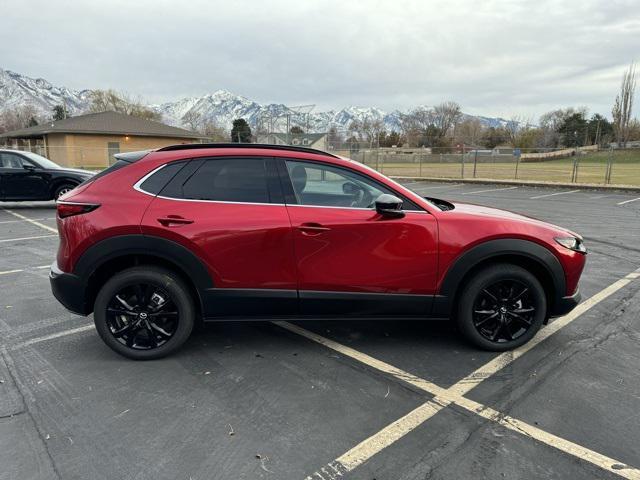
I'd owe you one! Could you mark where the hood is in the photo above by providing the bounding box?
[447,200,580,238]
[57,167,96,176]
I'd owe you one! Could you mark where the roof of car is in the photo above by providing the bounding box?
[156,143,339,158]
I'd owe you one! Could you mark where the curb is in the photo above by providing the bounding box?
[390,176,640,193]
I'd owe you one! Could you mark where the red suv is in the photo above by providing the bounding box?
[50,144,586,360]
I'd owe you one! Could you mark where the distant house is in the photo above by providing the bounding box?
[257,132,327,150]
[0,111,206,168]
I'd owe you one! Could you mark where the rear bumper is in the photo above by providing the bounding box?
[49,261,90,316]
[550,289,581,317]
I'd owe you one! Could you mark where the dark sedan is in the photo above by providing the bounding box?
[0,149,95,201]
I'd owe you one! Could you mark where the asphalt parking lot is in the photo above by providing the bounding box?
[1,183,640,480]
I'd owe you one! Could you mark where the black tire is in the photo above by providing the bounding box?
[455,263,546,351]
[54,183,76,200]
[94,266,195,360]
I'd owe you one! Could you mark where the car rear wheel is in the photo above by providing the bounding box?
[456,264,546,351]
[54,183,76,199]
[94,266,195,360]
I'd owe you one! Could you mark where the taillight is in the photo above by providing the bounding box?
[57,201,100,219]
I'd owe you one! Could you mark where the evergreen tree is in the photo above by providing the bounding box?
[231,119,252,143]
[53,105,66,121]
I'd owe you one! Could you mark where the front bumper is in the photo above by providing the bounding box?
[550,289,582,317]
[49,261,90,315]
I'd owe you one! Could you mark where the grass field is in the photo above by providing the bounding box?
[359,149,640,186]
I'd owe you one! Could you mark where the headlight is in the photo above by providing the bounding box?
[555,236,587,253]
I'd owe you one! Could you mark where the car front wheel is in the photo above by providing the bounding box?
[93,266,195,360]
[456,263,547,351]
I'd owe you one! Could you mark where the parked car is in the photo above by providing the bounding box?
[0,149,94,201]
[49,144,586,360]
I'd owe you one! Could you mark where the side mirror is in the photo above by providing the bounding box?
[375,194,405,218]
[23,164,36,171]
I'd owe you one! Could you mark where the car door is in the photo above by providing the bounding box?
[140,156,298,318]
[280,158,439,316]
[0,152,49,200]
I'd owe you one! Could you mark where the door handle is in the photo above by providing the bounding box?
[157,216,194,227]
[298,222,330,235]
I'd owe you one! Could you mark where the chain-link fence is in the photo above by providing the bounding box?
[343,146,640,186]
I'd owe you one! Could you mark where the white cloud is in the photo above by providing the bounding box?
[1,0,637,119]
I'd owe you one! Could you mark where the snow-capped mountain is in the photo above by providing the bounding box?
[0,68,90,117]
[0,67,515,132]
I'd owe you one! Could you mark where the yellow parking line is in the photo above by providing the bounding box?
[279,267,640,480]
[274,321,448,396]
[449,269,640,397]
[336,399,448,471]
[1,209,58,233]
[0,269,24,275]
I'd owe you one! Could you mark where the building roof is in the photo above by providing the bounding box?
[0,111,205,139]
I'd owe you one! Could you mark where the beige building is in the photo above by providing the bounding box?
[0,111,205,168]
[257,132,328,151]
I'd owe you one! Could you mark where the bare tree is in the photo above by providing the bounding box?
[431,101,462,137]
[181,110,203,131]
[538,107,588,148]
[399,102,462,147]
[348,117,384,146]
[0,105,41,133]
[455,118,485,146]
[87,89,162,122]
[201,121,227,142]
[612,62,637,148]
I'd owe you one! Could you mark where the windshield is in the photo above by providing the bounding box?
[20,151,62,169]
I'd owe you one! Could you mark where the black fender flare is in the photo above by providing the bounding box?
[432,238,566,316]
[74,234,213,311]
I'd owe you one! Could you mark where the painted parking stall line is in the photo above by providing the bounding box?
[1,208,58,233]
[530,189,580,200]
[449,268,640,396]
[462,186,518,195]
[14,324,95,350]
[0,265,52,276]
[618,197,640,206]
[0,216,54,225]
[0,234,57,244]
[281,268,640,480]
[409,183,463,192]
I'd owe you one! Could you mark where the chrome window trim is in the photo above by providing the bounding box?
[133,162,428,213]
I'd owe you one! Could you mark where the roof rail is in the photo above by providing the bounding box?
[156,143,339,158]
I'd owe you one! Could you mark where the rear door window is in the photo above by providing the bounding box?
[160,157,274,204]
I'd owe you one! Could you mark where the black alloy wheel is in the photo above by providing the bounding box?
[94,266,195,360]
[106,283,178,350]
[472,279,535,343]
[456,263,546,351]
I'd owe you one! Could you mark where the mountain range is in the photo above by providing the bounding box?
[0,68,515,133]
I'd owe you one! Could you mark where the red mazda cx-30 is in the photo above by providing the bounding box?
[50,144,586,360]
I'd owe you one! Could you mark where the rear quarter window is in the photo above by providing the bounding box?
[138,161,187,195]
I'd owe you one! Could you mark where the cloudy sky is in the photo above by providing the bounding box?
[1,0,638,120]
